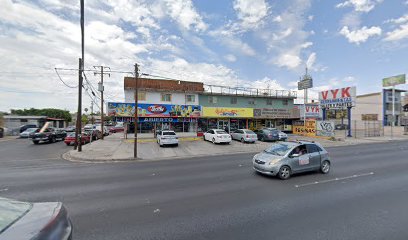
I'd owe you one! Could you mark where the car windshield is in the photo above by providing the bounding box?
[264,143,292,156]
[0,198,32,234]
[25,128,37,133]
[245,130,255,134]
[215,130,227,134]
[67,132,76,137]
[163,132,176,135]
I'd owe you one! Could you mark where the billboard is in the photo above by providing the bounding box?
[202,107,253,118]
[316,121,335,137]
[107,102,201,117]
[319,86,356,108]
[382,74,406,87]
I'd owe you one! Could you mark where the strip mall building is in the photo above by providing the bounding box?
[107,77,299,133]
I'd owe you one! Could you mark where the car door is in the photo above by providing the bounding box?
[306,144,322,170]
[288,144,312,173]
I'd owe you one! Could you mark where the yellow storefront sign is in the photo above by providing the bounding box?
[203,107,253,118]
[293,120,316,137]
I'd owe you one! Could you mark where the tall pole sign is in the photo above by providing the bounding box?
[382,74,406,139]
[298,68,313,122]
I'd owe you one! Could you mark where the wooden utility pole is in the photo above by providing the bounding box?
[94,66,110,139]
[134,63,139,159]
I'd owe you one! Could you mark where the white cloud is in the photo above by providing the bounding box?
[384,14,408,25]
[301,42,313,49]
[384,23,408,41]
[208,28,256,56]
[272,28,293,41]
[233,0,269,30]
[224,54,237,62]
[339,26,382,44]
[336,0,383,13]
[165,0,207,32]
[340,12,362,29]
[306,52,316,69]
[273,15,282,23]
[275,54,302,70]
[308,15,314,21]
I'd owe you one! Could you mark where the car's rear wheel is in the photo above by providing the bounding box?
[260,136,264,142]
[320,160,330,174]
[212,138,215,144]
[241,138,245,143]
[33,140,39,145]
[51,137,56,143]
[278,166,291,180]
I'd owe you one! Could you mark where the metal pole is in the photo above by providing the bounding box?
[391,86,395,139]
[100,66,104,139]
[134,63,139,159]
[347,107,352,137]
[75,58,83,151]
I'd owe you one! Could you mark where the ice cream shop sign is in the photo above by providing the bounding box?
[107,102,202,117]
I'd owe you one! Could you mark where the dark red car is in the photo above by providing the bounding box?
[64,132,91,146]
[109,125,124,133]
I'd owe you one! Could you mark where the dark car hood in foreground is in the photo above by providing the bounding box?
[0,202,72,240]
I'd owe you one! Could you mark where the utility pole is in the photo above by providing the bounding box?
[91,101,94,125]
[74,58,83,151]
[134,63,139,159]
[94,66,110,139]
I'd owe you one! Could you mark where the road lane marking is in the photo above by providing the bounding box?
[294,172,374,188]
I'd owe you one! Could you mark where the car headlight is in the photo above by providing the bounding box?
[268,159,281,165]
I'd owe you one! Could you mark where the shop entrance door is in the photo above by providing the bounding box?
[217,120,229,132]
[265,120,275,128]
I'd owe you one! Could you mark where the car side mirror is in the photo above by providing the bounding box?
[290,153,300,158]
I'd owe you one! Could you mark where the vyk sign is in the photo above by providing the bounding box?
[319,86,356,108]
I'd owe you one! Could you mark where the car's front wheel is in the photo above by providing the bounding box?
[212,138,216,144]
[320,160,330,174]
[278,166,291,180]
[241,138,245,143]
[51,137,56,143]
[33,140,39,145]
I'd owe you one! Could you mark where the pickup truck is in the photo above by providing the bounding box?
[30,127,67,144]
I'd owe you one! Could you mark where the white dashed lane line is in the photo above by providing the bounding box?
[295,172,375,188]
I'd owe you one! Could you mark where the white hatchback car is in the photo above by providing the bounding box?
[157,130,179,147]
[204,129,231,144]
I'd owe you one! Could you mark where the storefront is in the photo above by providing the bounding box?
[253,108,295,131]
[199,107,253,132]
[107,102,201,133]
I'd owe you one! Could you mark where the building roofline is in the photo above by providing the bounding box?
[357,92,381,98]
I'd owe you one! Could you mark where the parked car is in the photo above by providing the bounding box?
[64,132,91,146]
[254,129,280,142]
[19,124,37,133]
[64,126,76,132]
[335,124,349,130]
[156,130,179,147]
[203,129,231,144]
[278,131,288,141]
[109,123,125,133]
[19,128,38,138]
[84,129,101,140]
[0,197,72,240]
[94,124,109,136]
[30,127,67,144]
[230,129,257,143]
[252,141,331,180]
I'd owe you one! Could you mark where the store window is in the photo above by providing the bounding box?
[266,98,273,105]
[282,99,288,105]
[161,93,172,102]
[186,94,195,103]
[231,97,237,104]
[138,91,146,101]
[248,98,255,105]
[208,96,217,104]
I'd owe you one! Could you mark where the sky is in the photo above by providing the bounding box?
[1,0,408,113]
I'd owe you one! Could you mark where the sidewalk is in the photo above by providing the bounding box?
[62,132,408,163]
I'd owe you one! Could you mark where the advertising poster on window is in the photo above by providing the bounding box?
[107,102,202,117]
[202,107,253,118]
[293,120,316,137]
[316,121,335,137]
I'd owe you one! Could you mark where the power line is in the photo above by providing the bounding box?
[55,68,78,88]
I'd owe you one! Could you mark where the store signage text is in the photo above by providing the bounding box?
[319,86,356,108]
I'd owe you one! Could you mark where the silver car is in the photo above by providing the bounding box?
[252,141,331,180]
[230,129,257,143]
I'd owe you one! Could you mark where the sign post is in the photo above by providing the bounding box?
[298,69,313,127]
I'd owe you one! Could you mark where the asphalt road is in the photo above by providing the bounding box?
[1,138,408,240]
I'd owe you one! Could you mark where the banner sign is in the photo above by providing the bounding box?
[382,74,406,87]
[319,86,356,108]
[107,102,201,117]
[298,78,313,90]
[139,117,197,123]
[202,107,253,118]
[316,121,335,137]
[253,108,291,118]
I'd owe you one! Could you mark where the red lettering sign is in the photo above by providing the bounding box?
[330,89,339,99]
[147,105,167,114]
[321,91,329,100]
[341,87,351,98]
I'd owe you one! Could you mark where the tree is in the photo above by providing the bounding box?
[81,114,89,124]
[10,108,72,122]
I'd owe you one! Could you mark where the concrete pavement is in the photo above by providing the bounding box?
[1,138,408,240]
[63,132,408,162]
